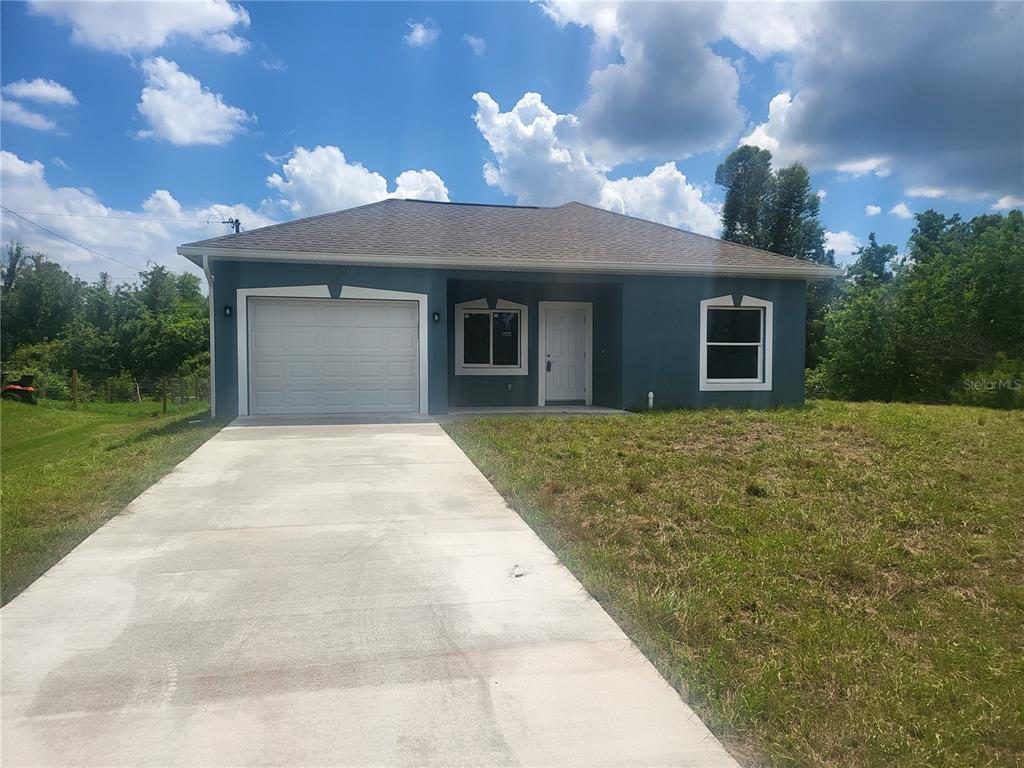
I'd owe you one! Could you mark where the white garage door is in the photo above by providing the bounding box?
[248,297,419,415]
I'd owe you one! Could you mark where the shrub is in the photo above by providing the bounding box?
[953,354,1024,409]
[3,340,70,399]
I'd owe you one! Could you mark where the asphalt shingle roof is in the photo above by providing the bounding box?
[179,199,841,279]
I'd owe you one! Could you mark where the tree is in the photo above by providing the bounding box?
[847,233,897,285]
[715,149,831,365]
[138,265,179,315]
[714,146,773,247]
[1,251,210,404]
[715,148,827,262]
[2,240,28,292]
[763,164,827,263]
[131,303,207,412]
[817,210,1024,403]
[0,253,84,359]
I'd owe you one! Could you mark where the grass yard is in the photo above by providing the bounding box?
[445,401,1024,768]
[1,399,224,604]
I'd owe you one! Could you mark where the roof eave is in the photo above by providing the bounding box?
[177,245,843,281]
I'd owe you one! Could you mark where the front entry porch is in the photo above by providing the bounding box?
[446,276,623,411]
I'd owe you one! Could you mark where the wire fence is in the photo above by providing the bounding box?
[26,371,209,405]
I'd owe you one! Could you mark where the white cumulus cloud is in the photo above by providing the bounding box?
[1,99,56,131]
[719,2,817,60]
[825,230,862,262]
[543,2,744,164]
[472,91,720,236]
[404,19,439,47]
[889,202,914,220]
[393,170,450,202]
[2,78,77,106]
[462,34,486,55]
[205,31,249,54]
[735,3,1021,200]
[906,187,947,199]
[0,150,273,278]
[28,0,250,54]
[865,204,882,217]
[136,58,253,145]
[265,145,449,217]
[991,195,1024,211]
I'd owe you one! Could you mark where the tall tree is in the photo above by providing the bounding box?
[1,240,28,292]
[0,253,84,359]
[716,149,831,365]
[714,145,773,247]
[847,233,897,285]
[716,149,827,260]
[138,265,179,315]
[763,164,827,263]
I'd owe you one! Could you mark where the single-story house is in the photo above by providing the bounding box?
[178,199,841,419]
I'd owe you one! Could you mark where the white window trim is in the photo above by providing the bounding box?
[235,284,429,417]
[454,298,529,376]
[538,301,593,406]
[699,294,773,391]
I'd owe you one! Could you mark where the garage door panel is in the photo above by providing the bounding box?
[387,360,417,378]
[387,388,416,406]
[252,331,284,351]
[248,298,419,415]
[253,360,284,378]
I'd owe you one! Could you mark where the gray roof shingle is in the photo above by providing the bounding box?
[179,199,841,279]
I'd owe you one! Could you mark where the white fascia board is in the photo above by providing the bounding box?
[176,245,843,281]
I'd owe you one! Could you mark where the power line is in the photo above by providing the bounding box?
[1,205,141,271]
[3,209,223,225]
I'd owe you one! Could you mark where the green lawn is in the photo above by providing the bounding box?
[445,401,1024,768]
[1,399,225,604]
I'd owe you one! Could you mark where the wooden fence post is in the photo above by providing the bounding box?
[71,369,79,410]
[106,379,112,403]
[161,378,168,415]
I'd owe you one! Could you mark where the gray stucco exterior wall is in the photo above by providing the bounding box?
[208,259,808,418]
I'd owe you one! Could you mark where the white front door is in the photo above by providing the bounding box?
[542,303,590,403]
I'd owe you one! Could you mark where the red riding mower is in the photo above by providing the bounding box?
[1,374,39,405]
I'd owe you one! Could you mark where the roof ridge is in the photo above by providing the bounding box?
[199,198,399,244]
[563,200,833,270]
[402,199,541,209]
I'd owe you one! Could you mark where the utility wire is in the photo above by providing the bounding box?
[4,209,222,225]
[2,205,141,271]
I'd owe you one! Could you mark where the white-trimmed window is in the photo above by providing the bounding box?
[455,298,529,376]
[699,295,773,391]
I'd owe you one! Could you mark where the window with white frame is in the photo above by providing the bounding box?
[455,298,529,375]
[699,295,773,391]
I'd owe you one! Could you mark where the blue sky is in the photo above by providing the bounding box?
[1,1,1021,282]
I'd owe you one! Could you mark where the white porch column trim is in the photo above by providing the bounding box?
[202,255,216,418]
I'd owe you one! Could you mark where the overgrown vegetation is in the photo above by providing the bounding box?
[0,399,224,603]
[816,211,1024,404]
[446,403,1024,767]
[1,242,208,400]
[715,148,1023,404]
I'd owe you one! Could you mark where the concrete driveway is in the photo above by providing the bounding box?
[2,421,737,767]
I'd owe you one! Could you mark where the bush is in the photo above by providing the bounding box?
[953,355,1024,409]
[3,340,71,399]
[805,367,829,399]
